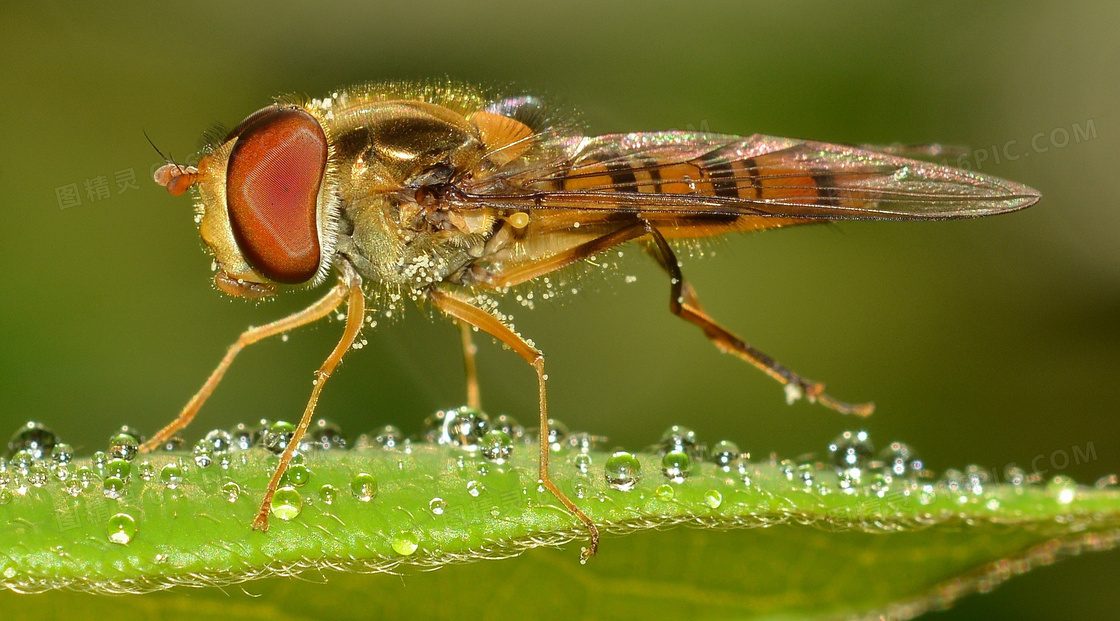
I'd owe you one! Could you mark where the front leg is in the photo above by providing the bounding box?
[252,271,367,531]
[140,281,352,454]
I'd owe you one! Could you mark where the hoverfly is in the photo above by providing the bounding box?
[149,81,1040,560]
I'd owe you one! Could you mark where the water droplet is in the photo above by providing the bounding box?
[103,477,125,499]
[425,407,490,450]
[480,430,513,463]
[0,472,15,490]
[9,450,33,475]
[392,530,419,556]
[661,450,692,483]
[0,490,11,505]
[868,473,890,497]
[160,463,183,489]
[567,432,607,453]
[370,424,404,450]
[229,422,255,451]
[192,439,214,468]
[466,480,484,497]
[492,414,524,441]
[221,481,241,502]
[26,464,48,487]
[137,461,155,481]
[489,506,501,518]
[51,443,74,466]
[1047,475,1076,504]
[308,484,333,506]
[106,513,137,545]
[879,441,923,479]
[76,467,94,489]
[108,432,140,462]
[302,419,346,451]
[735,456,753,487]
[659,425,700,458]
[203,429,234,454]
[574,453,592,474]
[7,422,57,460]
[351,473,378,502]
[1005,466,1027,487]
[797,463,816,487]
[829,430,873,477]
[159,437,184,452]
[527,419,569,451]
[270,486,303,520]
[709,440,740,470]
[284,464,311,487]
[264,421,296,455]
[703,490,723,509]
[963,465,989,495]
[106,459,131,482]
[429,497,446,515]
[52,463,70,482]
[604,452,641,491]
[655,484,675,500]
[91,451,108,473]
[1094,474,1118,489]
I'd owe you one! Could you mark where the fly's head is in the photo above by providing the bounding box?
[155,104,340,299]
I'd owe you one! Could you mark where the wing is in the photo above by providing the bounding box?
[456,131,1041,225]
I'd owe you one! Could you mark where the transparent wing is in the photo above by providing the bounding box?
[458,131,1040,221]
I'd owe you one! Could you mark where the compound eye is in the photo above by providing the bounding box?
[226,107,327,284]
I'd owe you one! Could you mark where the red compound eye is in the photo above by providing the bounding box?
[226,107,327,284]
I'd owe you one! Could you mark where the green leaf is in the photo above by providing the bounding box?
[0,425,1117,620]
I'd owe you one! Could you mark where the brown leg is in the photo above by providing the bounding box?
[459,321,481,410]
[428,287,600,561]
[644,226,873,416]
[139,282,352,454]
[252,274,367,530]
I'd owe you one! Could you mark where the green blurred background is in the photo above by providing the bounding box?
[1,1,1117,617]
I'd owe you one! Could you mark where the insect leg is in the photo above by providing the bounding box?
[643,226,874,416]
[459,321,482,410]
[252,271,366,531]
[428,287,600,561]
[139,281,352,454]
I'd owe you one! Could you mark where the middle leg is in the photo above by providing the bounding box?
[429,287,600,561]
